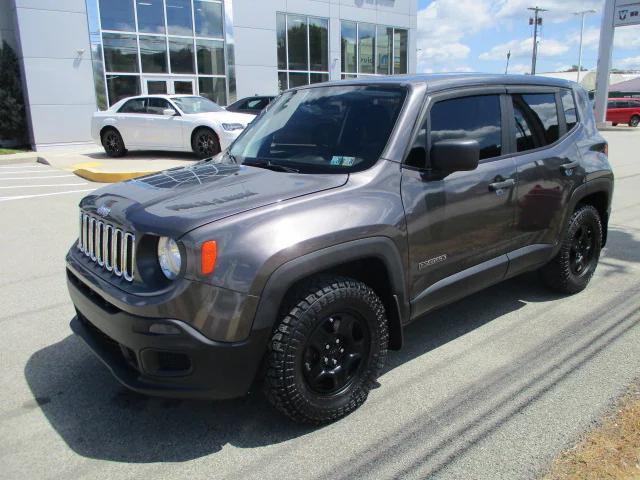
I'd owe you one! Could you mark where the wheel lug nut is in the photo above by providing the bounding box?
[323,357,328,363]
[336,339,340,344]
[332,359,337,365]
[325,345,330,350]
[340,348,344,353]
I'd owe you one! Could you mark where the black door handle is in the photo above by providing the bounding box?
[489,178,516,191]
[560,160,579,171]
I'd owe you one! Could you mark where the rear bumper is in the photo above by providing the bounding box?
[67,271,270,400]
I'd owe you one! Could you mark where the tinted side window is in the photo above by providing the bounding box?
[430,95,502,161]
[561,89,578,131]
[511,93,559,152]
[119,98,146,113]
[147,98,173,114]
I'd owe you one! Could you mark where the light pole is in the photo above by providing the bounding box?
[505,50,511,74]
[574,9,596,83]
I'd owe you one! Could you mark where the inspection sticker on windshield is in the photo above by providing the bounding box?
[330,156,356,166]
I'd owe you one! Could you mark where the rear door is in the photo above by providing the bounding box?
[507,87,585,248]
[606,100,624,123]
[401,89,518,316]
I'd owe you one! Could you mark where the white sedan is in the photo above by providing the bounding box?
[91,95,255,158]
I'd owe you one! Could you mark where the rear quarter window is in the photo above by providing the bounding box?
[561,89,578,131]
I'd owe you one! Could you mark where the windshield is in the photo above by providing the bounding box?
[229,85,407,174]
[172,96,224,114]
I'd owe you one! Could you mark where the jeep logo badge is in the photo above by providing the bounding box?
[96,205,111,218]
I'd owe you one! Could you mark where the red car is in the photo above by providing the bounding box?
[607,97,640,127]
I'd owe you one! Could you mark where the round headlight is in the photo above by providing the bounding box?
[157,237,182,280]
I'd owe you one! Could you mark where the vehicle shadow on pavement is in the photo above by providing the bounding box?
[24,271,566,464]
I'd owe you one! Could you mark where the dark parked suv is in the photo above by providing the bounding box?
[67,74,613,424]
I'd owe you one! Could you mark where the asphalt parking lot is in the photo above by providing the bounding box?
[1,128,639,480]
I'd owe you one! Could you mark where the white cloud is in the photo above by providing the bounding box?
[507,62,531,74]
[416,0,494,72]
[495,0,602,23]
[479,37,569,61]
[615,56,640,69]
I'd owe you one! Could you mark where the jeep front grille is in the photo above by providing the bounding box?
[77,212,135,282]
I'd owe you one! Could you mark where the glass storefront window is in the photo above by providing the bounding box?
[199,77,226,105]
[358,23,375,74]
[309,18,328,72]
[377,26,392,75]
[106,75,140,105]
[278,71,288,92]
[310,73,329,85]
[103,33,138,72]
[136,0,165,34]
[194,0,223,38]
[287,15,308,71]
[197,39,225,75]
[100,0,135,31]
[166,0,193,36]
[394,29,408,75]
[288,72,309,88]
[340,21,409,78]
[277,13,329,91]
[341,21,357,74]
[277,13,287,70]
[169,37,195,74]
[139,35,168,73]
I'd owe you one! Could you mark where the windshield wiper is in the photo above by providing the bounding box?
[244,159,300,173]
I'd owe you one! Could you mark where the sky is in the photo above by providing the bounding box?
[416,0,640,74]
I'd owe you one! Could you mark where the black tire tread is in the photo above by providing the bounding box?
[101,128,126,158]
[265,275,388,424]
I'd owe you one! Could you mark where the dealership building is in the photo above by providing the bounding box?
[0,0,417,150]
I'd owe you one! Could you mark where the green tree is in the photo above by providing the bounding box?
[0,41,27,143]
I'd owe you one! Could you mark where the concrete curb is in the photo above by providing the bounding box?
[0,154,40,165]
[72,168,157,183]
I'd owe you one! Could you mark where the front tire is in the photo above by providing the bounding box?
[540,205,602,294]
[191,128,221,158]
[629,115,639,128]
[265,276,388,424]
[101,128,126,157]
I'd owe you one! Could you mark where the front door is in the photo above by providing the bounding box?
[401,91,517,318]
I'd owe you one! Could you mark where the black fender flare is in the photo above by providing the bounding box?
[251,237,409,350]
[555,176,613,255]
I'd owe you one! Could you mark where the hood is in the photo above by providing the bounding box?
[187,110,255,126]
[79,162,348,236]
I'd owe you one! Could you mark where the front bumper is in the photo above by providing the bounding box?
[67,270,270,400]
[218,129,242,151]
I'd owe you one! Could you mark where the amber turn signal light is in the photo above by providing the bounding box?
[201,240,217,275]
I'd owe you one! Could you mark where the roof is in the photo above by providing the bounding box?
[609,76,640,92]
[311,73,577,92]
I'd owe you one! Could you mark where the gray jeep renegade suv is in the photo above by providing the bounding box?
[67,74,613,424]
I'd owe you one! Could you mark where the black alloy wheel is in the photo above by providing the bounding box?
[101,128,126,157]
[630,116,639,128]
[302,313,370,395]
[192,128,220,158]
[569,223,596,277]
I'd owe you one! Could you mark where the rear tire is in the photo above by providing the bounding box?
[540,205,602,294]
[265,276,388,424]
[101,128,126,158]
[612,123,618,127]
[630,115,639,128]
[191,127,221,158]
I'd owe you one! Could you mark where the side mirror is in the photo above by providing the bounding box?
[430,139,480,174]
[162,108,176,117]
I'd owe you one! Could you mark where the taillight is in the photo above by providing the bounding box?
[201,240,217,275]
